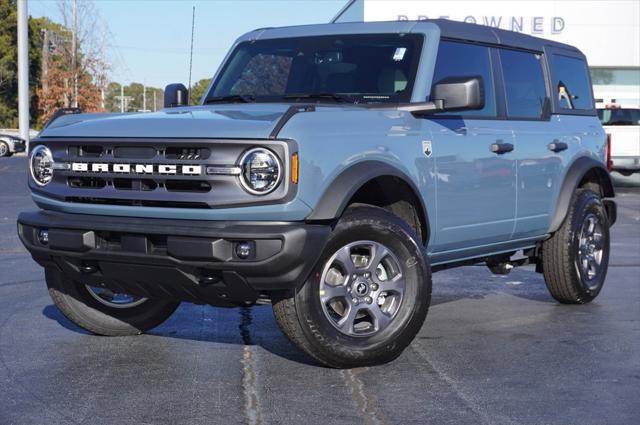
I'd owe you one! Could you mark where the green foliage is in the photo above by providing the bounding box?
[190,78,212,105]
[0,0,48,128]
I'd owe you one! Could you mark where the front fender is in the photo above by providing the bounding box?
[306,160,429,227]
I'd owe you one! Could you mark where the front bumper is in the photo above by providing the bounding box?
[18,210,330,306]
[12,140,26,153]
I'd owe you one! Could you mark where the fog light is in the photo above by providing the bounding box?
[38,229,49,245]
[235,241,253,259]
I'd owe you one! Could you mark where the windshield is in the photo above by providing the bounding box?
[597,108,640,126]
[206,34,424,104]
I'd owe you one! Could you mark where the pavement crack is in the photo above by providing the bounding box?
[340,368,392,425]
[410,345,517,425]
[239,306,263,425]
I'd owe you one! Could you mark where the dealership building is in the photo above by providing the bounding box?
[336,0,640,106]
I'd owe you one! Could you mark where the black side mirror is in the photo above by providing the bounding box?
[432,76,484,111]
[164,83,189,108]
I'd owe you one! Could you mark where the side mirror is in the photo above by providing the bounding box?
[432,76,484,111]
[164,83,189,108]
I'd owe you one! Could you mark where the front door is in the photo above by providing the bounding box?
[430,119,517,253]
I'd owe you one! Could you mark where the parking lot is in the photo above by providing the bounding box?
[1,155,638,425]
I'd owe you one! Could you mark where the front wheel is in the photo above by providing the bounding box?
[273,205,431,368]
[46,268,180,335]
[542,189,610,304]
[0,141,10,157]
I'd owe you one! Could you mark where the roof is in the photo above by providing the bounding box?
[240,19,581,56]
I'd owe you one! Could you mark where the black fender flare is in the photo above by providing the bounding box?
[548,157,615,233]
[306,160,430,239]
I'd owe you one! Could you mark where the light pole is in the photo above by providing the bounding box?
[17,0,30,148]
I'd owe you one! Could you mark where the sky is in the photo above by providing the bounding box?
[28,0,348,88]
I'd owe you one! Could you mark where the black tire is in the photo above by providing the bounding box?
[45,267,180,336]
[273,205,431,368]
[0,141,10,157]
[542,189,610,304]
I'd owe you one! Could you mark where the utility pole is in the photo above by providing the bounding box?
[143,85,146,112]
[120,85,124,112]
[71,0,78,108]
[17,0,30,147]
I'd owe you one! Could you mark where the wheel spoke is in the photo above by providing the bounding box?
[334,246,357,276]
[366,244,389,272]
[370,305,392,331]
[377,273,406,294]
[337,304,360,332]
[320,283,348,302]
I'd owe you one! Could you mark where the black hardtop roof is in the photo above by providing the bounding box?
[425,19,582,55]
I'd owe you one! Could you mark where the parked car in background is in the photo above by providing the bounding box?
[597,104,640,175]
[0,133,26,157]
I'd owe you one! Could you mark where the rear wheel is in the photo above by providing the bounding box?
[46,268,180,335]
[273,205,431,368]
[542,190,610,304]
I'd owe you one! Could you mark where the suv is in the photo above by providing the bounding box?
[18,20,616,368]
[597,104,640,175]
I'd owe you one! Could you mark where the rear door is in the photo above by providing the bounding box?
[497,48,563,239]
[425,41,517,254]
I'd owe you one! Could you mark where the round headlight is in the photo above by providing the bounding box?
[30,145,54,186]
[239,147,282,195]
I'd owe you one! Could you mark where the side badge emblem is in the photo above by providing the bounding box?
[422,140,433,158]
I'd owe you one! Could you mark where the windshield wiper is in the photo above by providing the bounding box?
[204,94,255,104]
[283,93,355,103]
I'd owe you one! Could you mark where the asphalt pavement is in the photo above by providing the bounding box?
[1,155,638,425]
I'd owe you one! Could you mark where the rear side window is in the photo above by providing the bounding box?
[431,41,496,117]
[500,49,547,118]
[551,55,594,110]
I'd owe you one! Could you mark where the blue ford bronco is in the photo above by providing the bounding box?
[19,20,617,368]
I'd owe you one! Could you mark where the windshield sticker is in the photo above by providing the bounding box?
[393,47,407,62]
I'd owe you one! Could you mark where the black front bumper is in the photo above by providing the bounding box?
[18,211,331,306]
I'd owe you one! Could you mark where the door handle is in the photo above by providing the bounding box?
[547,140,568,153]
[490,141,514,155]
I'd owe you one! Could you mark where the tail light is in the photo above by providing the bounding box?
[606,133,613,171]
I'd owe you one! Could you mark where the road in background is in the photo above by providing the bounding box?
[1,156,639,425]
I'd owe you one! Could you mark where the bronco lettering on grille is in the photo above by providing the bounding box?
[70,163,202,175]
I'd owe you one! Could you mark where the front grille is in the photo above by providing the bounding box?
[37,138,292,209]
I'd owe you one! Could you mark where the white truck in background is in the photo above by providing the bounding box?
[597,104,640,176]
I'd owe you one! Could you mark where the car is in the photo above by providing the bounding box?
[0,133,26,157]
[597,104,640,176]
[17,20,616,368]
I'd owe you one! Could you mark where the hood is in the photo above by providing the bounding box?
[39,104,295,139]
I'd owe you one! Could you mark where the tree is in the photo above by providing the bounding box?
[0,0,47,128]
[36,1,111,123]
[190,78,212,105]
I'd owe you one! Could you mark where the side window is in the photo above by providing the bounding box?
[431,41,496,117]
[499,49,547,118]
[551,54,594,110]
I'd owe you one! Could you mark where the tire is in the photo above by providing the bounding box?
[0,141,10,157]
[542,189,610,304]
[45,267,180,336]
[273,205,431,368]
